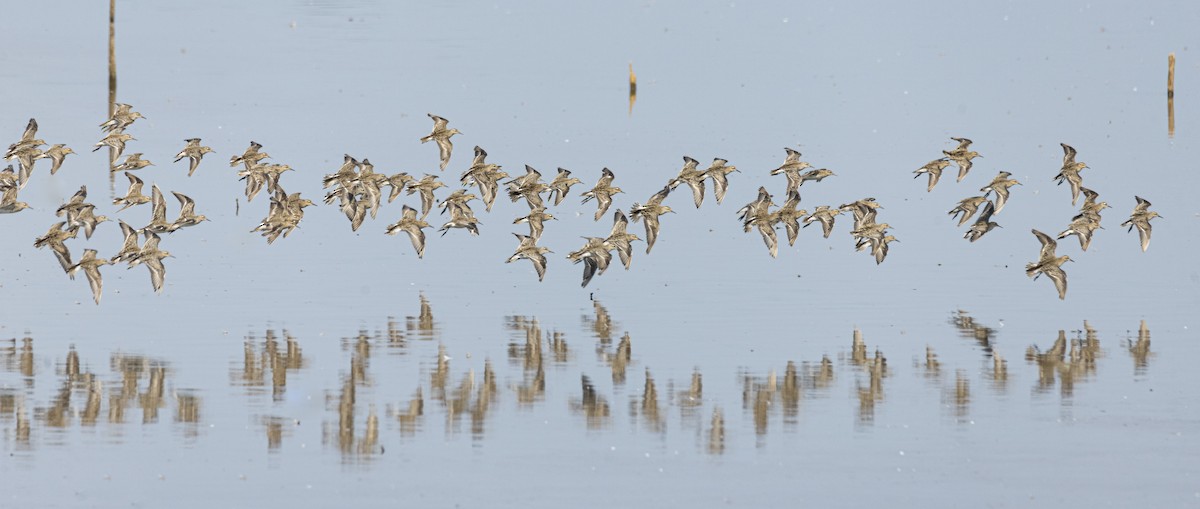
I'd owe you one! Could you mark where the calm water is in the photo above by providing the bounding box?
[1,1,1198,507]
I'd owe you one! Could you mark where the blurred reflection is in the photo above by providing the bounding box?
[706,407,724,455]
[855,346,888,426]
[1025,324,1103,399]
[175,390,202,439]
[406,293,439,340]
[637,368,664,433]
[923,346,942,381]
[583,300,615,345]
[324,356,381,460]
[988,352,1009,391]
[0,312,1174,458]
[233,328,306,401]
[943,369,970,421]
[1125,321,1153,375]
[0,337,36,387]
[261,416,293,451]
[949,310,997,353]
[506,316,547,406]
[603,332,632,386]
[389,388,424,437]
[571,375,610,429]
[676,369,704,425]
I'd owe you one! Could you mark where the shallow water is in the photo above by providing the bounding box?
[2,1,1199,507]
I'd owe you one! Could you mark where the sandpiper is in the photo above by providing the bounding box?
[629,185,674,254]
[0,186,30,214]
[385,205,431,258]
[36,144,75,175]
[581,168,624,221]
[55,185,88,218]
[1057,215,1102,251]
[604,209,641,269]
[913,158,950,192]
[5,118,40,159]
[668,156,706,208]
[99,103,144,132]
[174,138,213,177]
[507,233,553,282]
[980,171,1021,213]
[141,185,176,234]
[770,148,813,196]
[802,205,842,238]
[171,191,208,230]
[1026,229,1071,300]
[437,205,481,236]
[66,204,109,240]
[839,198,882,230]
[127,231,171,293]
[736,186,775,224]
[386,172,415,203]
[110,221,141,264]
[112,153,154,173]
[66,249,112,305]
[547,168,582,206]
[93,131,135,163]
[33,221,77,273]
[459,146,507,211]
[1054,143,1088,205]
[963,200,1001,242]
[1120,196,1161,252]
[112,171,149,208]
[506,165,548,210]
[943,138,981,182]
[513,207,556,242]
[774,191,808,247]
[406,174,447,218]
[419,113,461,171]
[948,195,988,227]
[437,189,479,217]
[230,141,269,170]
[567,237,613,288]
[873,235,898,264]
[702,158,739,204]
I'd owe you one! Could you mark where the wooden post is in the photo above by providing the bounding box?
[1168,53,1175,137]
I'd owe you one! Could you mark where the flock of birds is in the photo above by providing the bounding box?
[1,109,1162,304]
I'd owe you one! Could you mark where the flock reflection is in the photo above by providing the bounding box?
[0,302,1162,460]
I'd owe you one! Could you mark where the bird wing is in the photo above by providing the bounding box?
[435,138,453,171]
[146,257,167,293]
[84,265,104,304]
[1032,229,1057,260]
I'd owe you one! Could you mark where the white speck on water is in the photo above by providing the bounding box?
[564,139,570,143]
[1133,87,1138,92]
[645,452,651,458]
[782,17,789,23]
[899,450,905,456]
[1003,15,1009,21]
[903,90,909,95]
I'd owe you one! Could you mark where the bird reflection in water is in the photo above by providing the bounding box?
[571,375,610,429]
[707,407,725,455]
[850,330,888,426]
[234,328,305,401]
[1025,322,1103,399]
[506,316,547,406]
[637,368,665,434]
[1126,320,1153,375]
